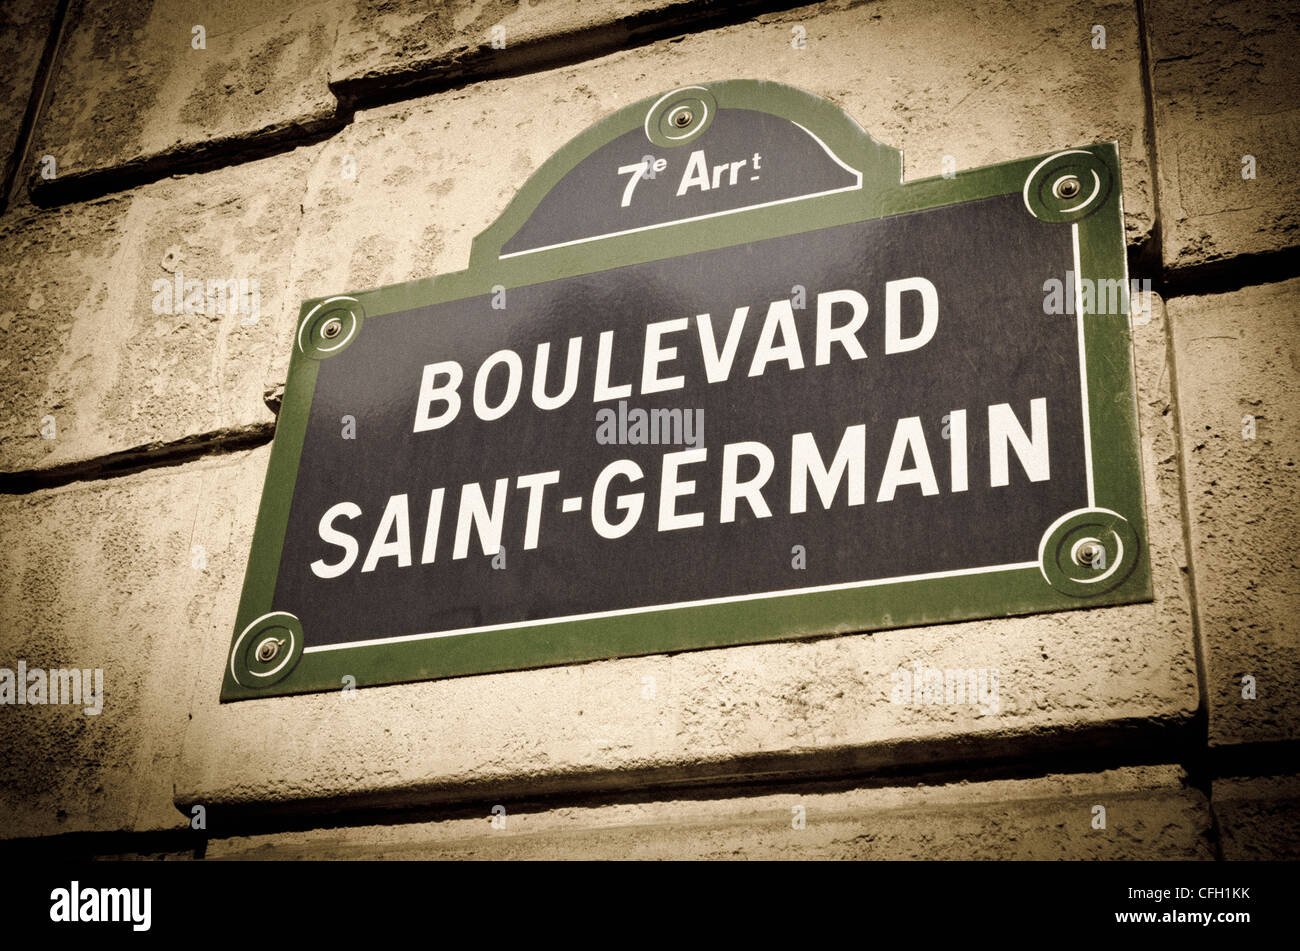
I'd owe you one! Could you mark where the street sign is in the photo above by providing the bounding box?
[223,81,1151,701]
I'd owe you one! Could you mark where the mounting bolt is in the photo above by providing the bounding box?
[255,637,282,663]
[672,109,693,128]
[321,317,343,340]
[1075,540,1104,568]
[1053,175,1082,200]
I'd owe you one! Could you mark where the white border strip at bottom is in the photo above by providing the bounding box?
[303,560,1040,654]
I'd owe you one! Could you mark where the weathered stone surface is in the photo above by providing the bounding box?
[330,0,743,104]
[0,445,268,839]
[1146,0,1300,272]
[27,0,339,199]
[0,142,321,477]
[0,0,59,205]
[1213,774,1300,860]
[204,766,1211,859]
[27,0,777,197]
[178,292,1196,818]
[1168,279,1300,747]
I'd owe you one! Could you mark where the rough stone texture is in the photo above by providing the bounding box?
[27,0,781,199]
[0,142,321,478]
[27,0,339,199]
[177,295,1196,818]
[1213,774,1300,860]
[203,766,1212,859]
[0,445,267,839]
[1168,279,1300,747]
[1146,0,1300,273]
[0,0,59,203]
[330,0,738,103]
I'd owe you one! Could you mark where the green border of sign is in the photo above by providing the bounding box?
[222,80,1151,701]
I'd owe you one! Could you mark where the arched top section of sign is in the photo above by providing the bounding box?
[469,80,903,267]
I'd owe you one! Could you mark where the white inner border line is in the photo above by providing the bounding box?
[1073,222,1096,508]
[302,200,1097,656]
[499,122,864,260]
[302,560,1040,654]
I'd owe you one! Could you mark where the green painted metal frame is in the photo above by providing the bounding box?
[221,80,1150,701]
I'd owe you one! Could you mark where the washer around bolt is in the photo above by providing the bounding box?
[672,109,693,128]
[255,637,282,663]
[321,317,343,339]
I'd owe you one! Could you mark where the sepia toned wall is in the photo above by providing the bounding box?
[0,0,1295,860]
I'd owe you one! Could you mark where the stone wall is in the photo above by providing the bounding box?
[0,0,1295,860]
